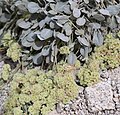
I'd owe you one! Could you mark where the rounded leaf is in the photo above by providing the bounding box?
[33,53,43,65]
[37,29,53,40]
[93,30,103,46]
[99,9,111,16]
[41,45,50,56]
[32,40,43,50]
[73,8,81,18]
[57,32,70,42]
[92,14,105,21]
[76,17,86,26]
[68,52,77,65]
[77,36,90,46]
[21,38,33,47]
[27,2,40,13]
[17,19,31,29]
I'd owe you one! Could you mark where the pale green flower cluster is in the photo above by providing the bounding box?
[5,66,79,115]
[1,31,21,62]
[78,60,100,86]
[94,33,120,69]
[1,31,13,47]
[0,64,11,81]
[59,46,70,54]
[56,61,67,72]
[6,42,21,62]
[78,32,120,86]
[54,72,79,104]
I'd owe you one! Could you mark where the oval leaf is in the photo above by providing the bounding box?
[32,40,43,50]
[63,23,72,36]
[93,30,103,46]
[80,47,89,59]
[76,17,86,26]
[33,53,43,65]
[89,23,101,29]
[57,32,69,42]
[68,52,77,65]
[106,5,119,15]
[109,16,117,29]
[73,8,81,18]
[21,38,33,47]
[92,14,105,21]
[99,9,111,16]
[41,45,50,56]
[37,29,53,40]
[77,36,90,46]
[17,19,31,29]
[27,2,40,13]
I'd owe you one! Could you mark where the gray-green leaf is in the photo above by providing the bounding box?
[32,40,43,50]
[33,53,43,65]
[77,36,90,46]
[17,19,32,29]
[57,32,70,42]
[93,30,103,46]
[27,2,40,13]
[76,17,86,26]
[37,29,53,40]
[68,52,77,65]
[99,9,111,16]
[73,8,81,18]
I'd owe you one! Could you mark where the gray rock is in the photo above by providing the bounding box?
[85,82,115,112]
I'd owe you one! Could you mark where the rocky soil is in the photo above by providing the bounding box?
[0,61,120,115]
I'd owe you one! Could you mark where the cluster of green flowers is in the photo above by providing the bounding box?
[77,59,100,86]
[4,65,79,115]
[1,31,13,47]
[6,42,21,62]
[56,60,81,74]
[78,32,120,86]
[0,64,11,81]
[94,33,120,69]
[1,31,21,62]
[59,46,70,54]
[54,72,79,104]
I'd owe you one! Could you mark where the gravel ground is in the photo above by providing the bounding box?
[0,62,120,115]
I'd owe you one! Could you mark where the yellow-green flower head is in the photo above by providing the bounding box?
[59,46,70,54]
[6,42,21,62]
[28,106,40,115]
[74,60,81,68]
[1,31,13,47]
[1,64,11,81]
[4,66,79,115]
[13,107,23,115]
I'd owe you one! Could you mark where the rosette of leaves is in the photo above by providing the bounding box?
[0,0,120,68]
